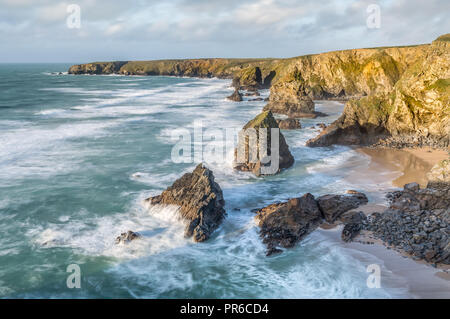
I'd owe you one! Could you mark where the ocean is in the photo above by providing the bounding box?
[0,63,409,298]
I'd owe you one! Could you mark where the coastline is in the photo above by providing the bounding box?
[327,146,449,298]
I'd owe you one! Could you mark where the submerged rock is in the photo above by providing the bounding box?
[233,111,294,176]
[255,193,323,256]
[227,88,243,102]
[276,118,302,130]
[317,191,368,223]
[146,164,226,242]
[115,231,141,244]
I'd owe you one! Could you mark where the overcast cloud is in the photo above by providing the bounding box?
[0,0,448,62]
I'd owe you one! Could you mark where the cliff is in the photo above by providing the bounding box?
[69,34,450,149]
[307,35,449,148]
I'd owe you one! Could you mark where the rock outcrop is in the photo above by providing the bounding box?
[254,193,322,256]
[427,159,450,183]
[276,118,302,129]
[364,182,450,264]
[232,66,263,91]
[307,35,450,149]
[233,111,294,176]
[263,81,316,117]
[227,88,243,102]
[317,191,368,223]
[255,190,368,255]
[69,61,128,75]
[69,34,449,149]
[145,164,226,242]
[115,231,141,244]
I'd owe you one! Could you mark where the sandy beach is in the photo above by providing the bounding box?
[330,147,450,298]
[356,147,449,188]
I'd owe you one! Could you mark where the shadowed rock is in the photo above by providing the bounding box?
[145,164,226,242]
[115,231,141,244]
[255,193,322,256]
[341,212,367,242]
[227,88,243,102]
[317,191,368,223]
[276,118,302,129]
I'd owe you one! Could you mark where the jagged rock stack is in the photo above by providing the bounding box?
[227,88,243,102]
[233,111,294,176]
[145,164,226,242]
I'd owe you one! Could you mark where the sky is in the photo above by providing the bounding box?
[0,0,449,63]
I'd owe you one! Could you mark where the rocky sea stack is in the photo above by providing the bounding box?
[227,88,243,102]
[233,111,294,176]
[145,164,226,242]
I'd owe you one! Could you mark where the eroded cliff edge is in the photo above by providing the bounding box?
[69,34,450,149]
[307,35,450,149]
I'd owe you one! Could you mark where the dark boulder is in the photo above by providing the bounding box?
[227,88,243,102]
[115,231,141,244]
[146,164,226,242]
[254,193,322,255]
[317,191,368,223]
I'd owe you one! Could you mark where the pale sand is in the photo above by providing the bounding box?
[355,147,449,188]
[329,147,450,298]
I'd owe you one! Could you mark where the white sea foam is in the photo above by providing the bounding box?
[2,74,408,298]
[0,120,120,183]
[30,199,188,260]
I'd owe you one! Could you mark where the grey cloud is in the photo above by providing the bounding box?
[0,0,448,62]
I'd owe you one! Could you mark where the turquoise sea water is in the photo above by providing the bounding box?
[0,64,409,298]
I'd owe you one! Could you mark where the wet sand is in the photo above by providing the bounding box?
[319,227,450,298]
[331,147,450,298]
[355,147,448,188]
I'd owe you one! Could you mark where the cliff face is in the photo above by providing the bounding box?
[307,36,450,148]
[69,34,449,149]
[69,58,283,81]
